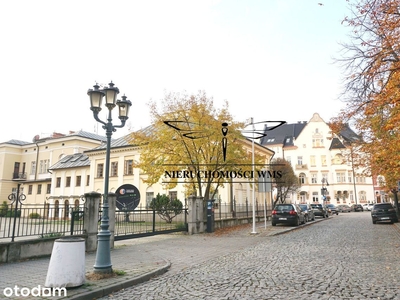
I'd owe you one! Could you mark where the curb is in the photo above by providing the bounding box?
[269,216,328,236]
[69,260,171,300]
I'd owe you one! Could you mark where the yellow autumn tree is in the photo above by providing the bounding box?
[332,0,400,192]
[129,90,266,201]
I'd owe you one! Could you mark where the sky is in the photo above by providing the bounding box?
[0,0,353,143]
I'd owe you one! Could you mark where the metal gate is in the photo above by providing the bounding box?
[114,208,188,241]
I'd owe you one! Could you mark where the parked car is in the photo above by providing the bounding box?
[362,204,369,211]
[326,204,339,215]
[337,204,351,213]
[371,203,399,224]
[310,203,329,218]
[351,204,364,212]
[271,204,306,226]
[299,203,315,222]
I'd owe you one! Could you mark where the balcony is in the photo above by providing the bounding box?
[295,164,308,170]
[12,172,27,180]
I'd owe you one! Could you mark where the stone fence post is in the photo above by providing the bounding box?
[83,191,100,252]
[187,195,204,234]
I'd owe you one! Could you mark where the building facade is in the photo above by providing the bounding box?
[1,130,275,218]
[0,131,106,207]
[261,113,376,205]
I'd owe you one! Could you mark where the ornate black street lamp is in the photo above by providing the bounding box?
[87,82,131,274]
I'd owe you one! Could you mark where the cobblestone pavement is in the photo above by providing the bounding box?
[101,213,400,300]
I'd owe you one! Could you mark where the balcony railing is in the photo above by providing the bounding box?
[295,164,308,170]
[12,172,27,180]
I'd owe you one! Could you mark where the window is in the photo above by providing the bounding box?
[348,172,353,183]
[312,192,318,202]
[111,162,118,177]
[56,177,61,188]
[124,160,134,175]
[146,192,154,208]
[299,173,306,184]
[86,175,90,186]
[349,191,354,202]
[76,175,81,187]
[321,155,327,166]
[336,172,345,183]
[297,156,303,165]
[39,159,50,174]
[312,138,324,147]
[311,174,317,184]
[310,155,316,167]
[286,156,291,163]
[46,184,51,194]
[97,164,104,178]
[322,174,328,183]
[37,184,42,194]
[31,161,36,175]
[28,185,33,195]
[66,176,71,187]
[359,191,367,201]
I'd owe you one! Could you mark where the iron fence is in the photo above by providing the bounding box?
[214,198,272,220]
[0,203,85,241]
[114,204,188,240]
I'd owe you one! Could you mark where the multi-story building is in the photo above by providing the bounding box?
[1,129,275,218]
[260,113,375,205]
[0,131,106,205]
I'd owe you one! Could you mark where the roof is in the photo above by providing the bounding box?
[0,139,31,146]
[49,153,90,170]
[0,130,108,145]
[69,130,108,142]
[260,122,307,146]
[260,117,361,150]
[329,137,346,150]
[339,124,361,143]
[85,125,154,152]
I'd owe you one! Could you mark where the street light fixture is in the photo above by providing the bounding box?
[87,82,132,274]
[321,178,329,203]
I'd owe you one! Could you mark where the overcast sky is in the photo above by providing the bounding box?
[0,0,352,143]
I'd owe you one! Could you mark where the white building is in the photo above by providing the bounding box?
[261,113,375,205]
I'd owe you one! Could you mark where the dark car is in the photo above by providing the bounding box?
[337,204,351,213]
[299,203,315,222]
[371,203,399,224]
[310,203,329,218]
[326,204,339,215]
[272,204,306,226]
[351,204,364,212]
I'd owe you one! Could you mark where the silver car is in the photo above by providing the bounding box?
[299,203,316,222]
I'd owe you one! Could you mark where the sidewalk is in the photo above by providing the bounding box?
[1,216,385,300]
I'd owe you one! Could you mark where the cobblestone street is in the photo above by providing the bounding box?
[101,212,400,300]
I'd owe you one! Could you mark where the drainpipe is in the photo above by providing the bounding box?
[35,142,40,180]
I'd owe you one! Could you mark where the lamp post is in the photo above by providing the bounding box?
[87,82,132,274]
[321,178,329,203]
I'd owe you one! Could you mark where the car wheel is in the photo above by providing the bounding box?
[305,215,309,223]
[372,220,376,224]
[336,212,338,215]
[294,217,299,226]
[272,221,276,226]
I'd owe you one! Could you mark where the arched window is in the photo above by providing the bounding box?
[54,200,59,219]
[299,173,306,184]
[64,200,69,218]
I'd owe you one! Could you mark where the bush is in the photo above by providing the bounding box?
[0,201,8,217]
[150,193,183,223]
[29,212,41,219]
